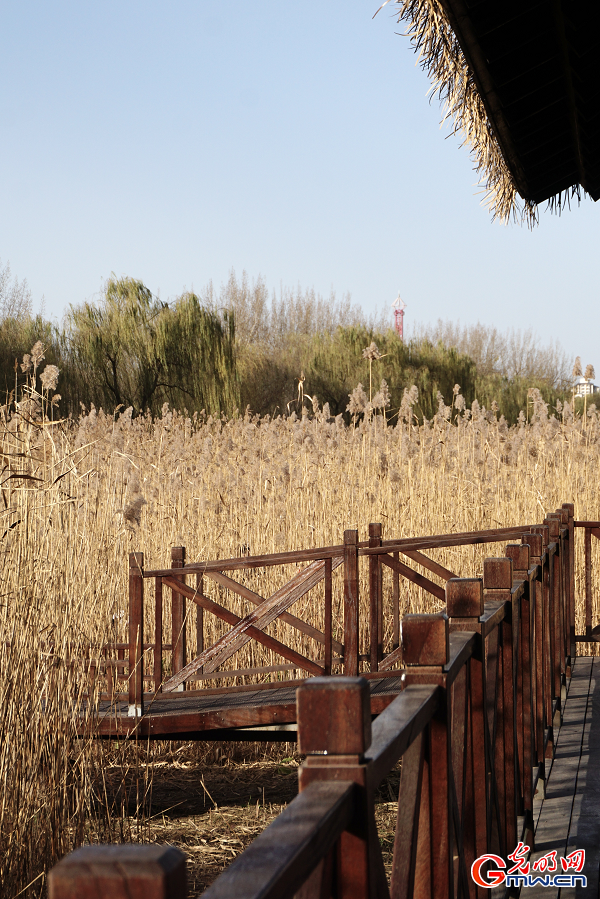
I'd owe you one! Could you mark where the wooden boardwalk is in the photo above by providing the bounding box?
[55,506,600,899]
[525,656,600,897]
[94,675,404,740]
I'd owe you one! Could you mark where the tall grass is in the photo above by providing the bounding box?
[2,379,600,896]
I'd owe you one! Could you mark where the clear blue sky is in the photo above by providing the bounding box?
[2,1,598,370]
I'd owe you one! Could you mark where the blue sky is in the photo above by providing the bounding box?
[2,1,598,371]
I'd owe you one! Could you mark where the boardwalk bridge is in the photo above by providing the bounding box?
[48,503,600,897]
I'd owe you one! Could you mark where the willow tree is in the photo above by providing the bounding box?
[66,277,239,416]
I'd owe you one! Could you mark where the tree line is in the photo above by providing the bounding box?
[0,262,575,424]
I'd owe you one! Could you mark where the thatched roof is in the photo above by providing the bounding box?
[378,0,600,225]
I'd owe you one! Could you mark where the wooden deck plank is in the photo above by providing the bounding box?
[523,657,595,898]
[89,676,405,739]
[559,657,600,899]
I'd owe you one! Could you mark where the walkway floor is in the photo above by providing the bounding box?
[524,656,600,898]
[92,675,405,739]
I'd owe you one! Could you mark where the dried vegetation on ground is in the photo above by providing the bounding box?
[98,739,401,893]
[2,372,600,896]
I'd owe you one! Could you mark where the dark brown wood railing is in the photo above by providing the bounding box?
[47,502,590,898]
[108,519,575,716]
[577,519,600,643]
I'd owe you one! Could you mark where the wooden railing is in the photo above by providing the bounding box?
[49,502,585,898]
[578,519,600,643]
[104,517,579,717]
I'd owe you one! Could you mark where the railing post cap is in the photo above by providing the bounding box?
[525,530,545,554]
[48,845,187,898]
[544,517,560,539]
[504,544,530,574]
[446,577,484,617]
[344,529,359,545]
[536,525,549,546]
[483,557,513,590]
[402,613,449,666]
[129,551,144,570]
[171,545,185,562]
[297,677,371,756]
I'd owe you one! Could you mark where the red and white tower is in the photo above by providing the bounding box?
[392,293,407,341]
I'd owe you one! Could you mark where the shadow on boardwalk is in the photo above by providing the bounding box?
[526,656,600,898]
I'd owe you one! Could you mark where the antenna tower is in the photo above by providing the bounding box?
[392,293,407,341]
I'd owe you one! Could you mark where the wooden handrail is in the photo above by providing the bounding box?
[366,684,439,786]
[201,780,356,899]
[140,524,539,578]
[143,545,347,577]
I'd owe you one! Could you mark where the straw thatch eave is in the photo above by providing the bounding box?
[379,0,600,225]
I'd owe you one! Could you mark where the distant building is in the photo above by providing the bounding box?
[574,376,599,397]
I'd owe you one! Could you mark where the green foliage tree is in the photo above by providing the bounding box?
[65,277,239,416]
[236,323,478,421]
[235,318,568,425]
[470,373,565,424]
[300,327,478,420]
[0,263,572,425]
[0,315,59,402]
[0,259,58,402]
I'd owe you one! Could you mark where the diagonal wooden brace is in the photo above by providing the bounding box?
[162,559,330,689]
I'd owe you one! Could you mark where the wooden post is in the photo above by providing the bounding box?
[298,676,386,899]
[400,613,450,899]
[518,555,535,845]
[128,552,144,717]
[507,542,546,777]
[510,540,540,777]
[48,844,187,899]
[87,646,97,696]
[585,526,592,638]
[344,530,359,677]
[485,556,518,857]
[545,517,563,703]
[392,551,400,651]
[104,644,114,698]
[117,644,124,683]
[154,576,163,694]
[369,523,382,672]
[524,531,553,759]
[556,508,570,668]
[171,546,186,692]
[324,557,332,675]
[531,537,545,771]
[377,536,383,665]
[196,572,204,681]
[447,577,488,867]
[562,502,576,667]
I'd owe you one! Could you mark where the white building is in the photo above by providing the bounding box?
[574,376,599,397]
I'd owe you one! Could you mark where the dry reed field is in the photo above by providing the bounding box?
[2,375,600,896]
